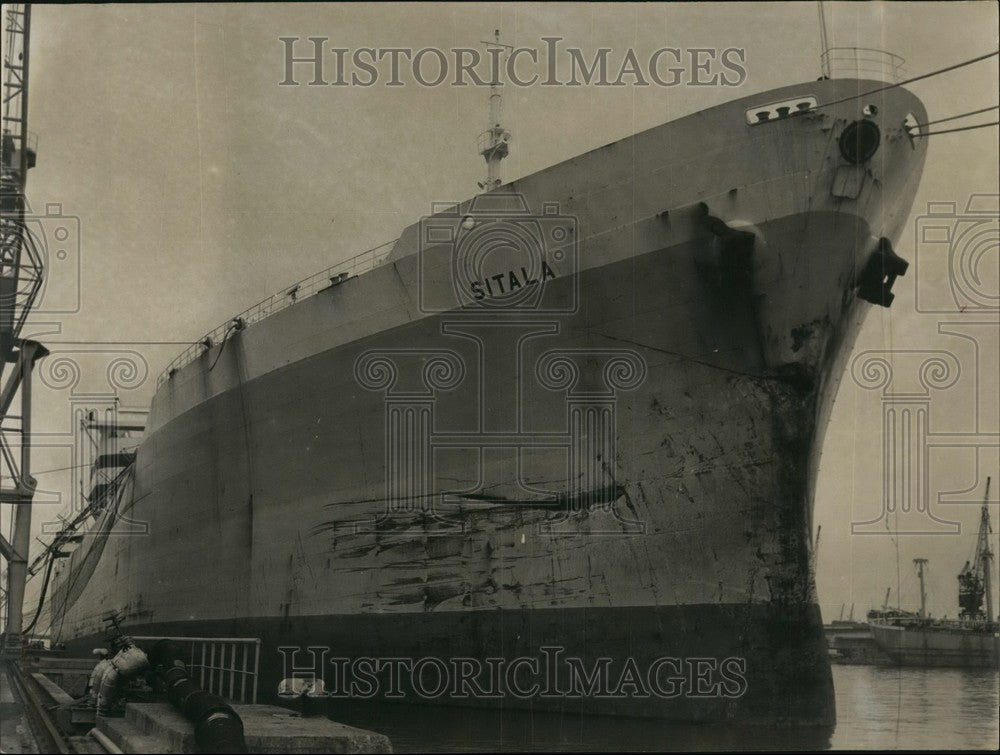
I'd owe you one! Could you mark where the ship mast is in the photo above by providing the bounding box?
[477,29,512,192]
[914,558,928,619]
[817,0,832,78]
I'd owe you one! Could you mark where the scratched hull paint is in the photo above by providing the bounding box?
[50,78,928,726]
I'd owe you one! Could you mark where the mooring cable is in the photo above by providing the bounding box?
[912,104,998,128]
[915,120,999,137]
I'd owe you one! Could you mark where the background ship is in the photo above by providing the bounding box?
[868,479,998,668]
[35,58,931,727]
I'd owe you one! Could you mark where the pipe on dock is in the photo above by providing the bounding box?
[88,727,124,754]
[147,640,247,754]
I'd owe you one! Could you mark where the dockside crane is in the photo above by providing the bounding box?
[958,477,995,623]
[0,2,47,656]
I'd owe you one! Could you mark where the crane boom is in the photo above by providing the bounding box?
[976,478,994,623]
[1,2,48,656]
[1,3,42,368]
[958,477,995,622]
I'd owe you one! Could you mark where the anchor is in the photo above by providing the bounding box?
[697,202,756,289]
[858,237,909,307]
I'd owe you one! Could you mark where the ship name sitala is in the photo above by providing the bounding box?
[471,261,557,300]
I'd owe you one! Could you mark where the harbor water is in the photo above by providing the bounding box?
[829,665,999,750]
[327,665,999,751]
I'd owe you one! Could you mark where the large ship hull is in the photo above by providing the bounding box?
[49,79,927,726]
[870,623,1000,668]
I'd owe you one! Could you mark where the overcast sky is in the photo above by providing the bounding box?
[5,2,999,625]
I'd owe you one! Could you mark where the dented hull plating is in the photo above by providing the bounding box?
[50,78,928,725]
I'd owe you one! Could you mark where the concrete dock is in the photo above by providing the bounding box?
[96,702,393,754]
[1,656,392,754]
[1,663,40,754]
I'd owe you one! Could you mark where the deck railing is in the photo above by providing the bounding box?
[156,238,397,389]
[132,635,261,704]
[821,47,907,84]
